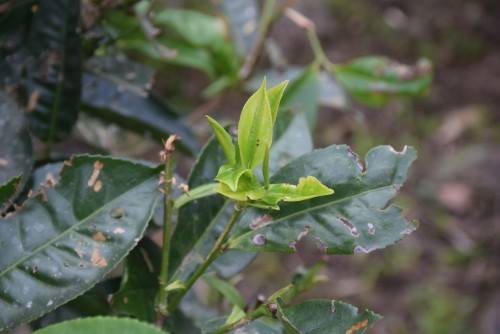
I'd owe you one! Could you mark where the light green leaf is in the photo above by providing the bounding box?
[203,275,245,309]
[174,183,218,209]
[267,81,289,124]
[32,316,168,334]
[225,306,246,325]
[154,9,226,47]
[333,56,432,107]
[228,145,418,254]
[206,116,236,164]
[238,79,273,169]
[215,164,252,192]
[0,156,161,330]
[216,173,265,202]
[278,299,381,334]
[260,176,334,207]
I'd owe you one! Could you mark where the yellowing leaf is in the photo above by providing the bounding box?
[237,79,273,169]
[206,116,236,164]
[262,176,333,206]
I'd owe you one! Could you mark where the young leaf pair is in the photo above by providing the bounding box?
[206,79,333,209]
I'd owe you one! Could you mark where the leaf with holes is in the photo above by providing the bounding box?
[277,299,380,334]
[24,0,82,143]
[227,145,418,254]
[0,156,161,330]
[169,110,313,284]
[32,316,168,334]
[333,56,432,107]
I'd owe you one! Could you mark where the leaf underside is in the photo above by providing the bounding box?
[0,156,160,330]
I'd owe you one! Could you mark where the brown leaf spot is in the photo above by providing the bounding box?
[91,248,108,267]
[27,90,40,113]
[92,231,106,242]
[87,160,103,188]
[346,319,369,334]
[93,179,103,192]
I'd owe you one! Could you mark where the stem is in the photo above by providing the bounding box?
[284,8,335,71]
[212,307,267,334]
[155,140,176,320]
[167,202,244,312]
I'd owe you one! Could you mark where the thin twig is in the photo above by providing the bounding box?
[155,135,178,323]
[167,202,244,313]
[239,0,296,80]
[284,7,335,71]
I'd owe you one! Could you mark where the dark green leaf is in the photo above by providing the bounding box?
[247,67,348,110]
[0,90,33,209]
[280,65,320,128]
[112,237,161,322]
[267,81,289,124]
[169,137,226,276]
[228,145,418,254]
[278,299,380,334]
[216,0,259,56]
[0,175,21,208]
[32,316,169,334]
[81,58,198,154]
[25,0,82,143]
[267,111,312,176]
[0,155,161,330]
[333,56,432,107]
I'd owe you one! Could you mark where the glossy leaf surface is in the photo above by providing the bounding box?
[169,137,226,275]
[33,317,168,334]
[25,0,82,143]
[278,299,380,334]
[334,56,432,107]
[0,156,161,330]
[0,91,33,208]
[228,145,418,254]
[81,57,198,154]
[112,238,161,322]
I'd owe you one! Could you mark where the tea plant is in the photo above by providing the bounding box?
[0,1,430,333]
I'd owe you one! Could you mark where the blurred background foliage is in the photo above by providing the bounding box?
[1,0,499,333]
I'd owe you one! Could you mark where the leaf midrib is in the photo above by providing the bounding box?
[0,174,157,278]
[229,184,397,243]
